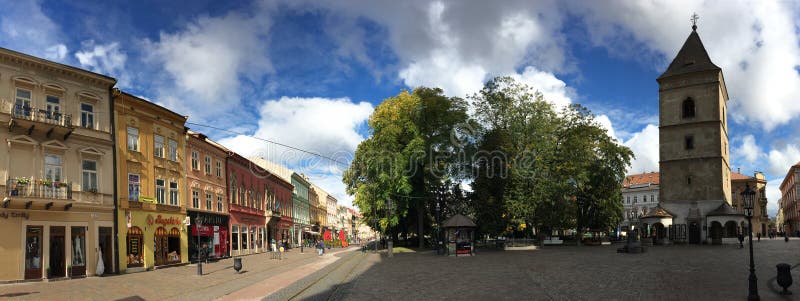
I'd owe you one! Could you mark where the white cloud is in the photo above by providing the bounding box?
[143,11,273,117]
[574,1,800,131]
[733,135,762,163]
[595,114,617,141]
[217,96,373,207]
[75,41,128,84]
[767,143,800,176]
[622,124,659,174]
[0,0,67,61]
[765,180,781,217]
[45,44,68,61]
[511,66,573,109]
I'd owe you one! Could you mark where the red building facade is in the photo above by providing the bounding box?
[264,172,293,249]
[226,153,269,256]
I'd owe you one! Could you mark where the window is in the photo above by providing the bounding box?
[45,95,61,122]
[633,196,638,203]
[231,181,237,205]
[217,195,223,212]
[685,135,694,150]
[168,139,178,161]
[643,195,647,203]
[206,192,212,210]
[82,160,97,191]
[191,151,199,170]
[14,88,32,117]
[682,97,695,118]
[651,194,655,203]
[626,196,630,204]
[241,186,246,207]
[169,182,179,206]
[127,127,139,151]
[154,135,165,158]
[45,154,63,181]
[232,226,239,251]
[128,174,140,201]
[156,179,166,204]
[80,103,94,129]
[687,176,692,185]
[205,157,212,174]
[192,190,200,208]
[216,161,222,177]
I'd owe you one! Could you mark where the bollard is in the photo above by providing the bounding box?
[233,257,242,273]
[776,263,793,295]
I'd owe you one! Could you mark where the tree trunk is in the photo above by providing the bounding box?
[418,205,424,249]
[577,229,584,246]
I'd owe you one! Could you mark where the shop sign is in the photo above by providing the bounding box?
[0,211,30,220]
[146,214,183,226]
[139,196,156,204]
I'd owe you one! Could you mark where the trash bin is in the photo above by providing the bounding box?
[233,257,242,273]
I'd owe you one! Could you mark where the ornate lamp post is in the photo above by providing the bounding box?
[742,183,759,301]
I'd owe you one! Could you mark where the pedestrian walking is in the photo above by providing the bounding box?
[738,232,744,248]
[757,232,761,242]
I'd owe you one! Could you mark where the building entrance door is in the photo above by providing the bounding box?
[49,226,65,278]
[25,226,43,279]
[689,222,701,244]
[98,227,113,274]
[154,227,168,266]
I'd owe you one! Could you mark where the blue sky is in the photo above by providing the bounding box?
[2,0,798,216]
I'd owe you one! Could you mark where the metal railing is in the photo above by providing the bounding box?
[6,178,73,200]
[12,104,73,128]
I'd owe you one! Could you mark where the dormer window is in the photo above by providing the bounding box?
[682,97,695,118]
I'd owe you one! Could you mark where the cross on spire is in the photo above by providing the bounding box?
[691,13,699,31]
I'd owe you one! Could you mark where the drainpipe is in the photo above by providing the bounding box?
[110,86,120,274]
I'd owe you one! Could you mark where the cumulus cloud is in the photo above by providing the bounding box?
[767,143,800,176]
[765,180,781,217]
[0,0,67,61]
[733,135,763,163]
[573,1,800,131]
[75,41,128,84]
[143,10,273,117]
[511,66,574,109]
[622,124,659,174]
[217,96,372,207]
[594,114,617,141]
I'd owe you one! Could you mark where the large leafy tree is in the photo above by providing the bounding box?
[343,87,469,247]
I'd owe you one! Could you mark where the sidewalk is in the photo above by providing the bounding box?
[0,247,356,301]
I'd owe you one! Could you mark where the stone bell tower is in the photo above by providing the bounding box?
[656,20,732,244]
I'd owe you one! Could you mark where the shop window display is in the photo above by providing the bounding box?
[126,227,144,267]
[168,228,181,263]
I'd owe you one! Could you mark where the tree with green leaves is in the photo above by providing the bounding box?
[343,87,470,248]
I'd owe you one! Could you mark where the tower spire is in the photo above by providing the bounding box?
[691,13,699,31]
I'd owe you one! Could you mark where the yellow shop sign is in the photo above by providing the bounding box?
[139,196,156,204]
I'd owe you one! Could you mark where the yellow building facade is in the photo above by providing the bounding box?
[114,91,188,272]
[0,48,117,281]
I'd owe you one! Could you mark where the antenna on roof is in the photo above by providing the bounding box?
[691,13,699,31]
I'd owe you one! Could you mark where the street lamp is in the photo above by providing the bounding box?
[742,183,759,300]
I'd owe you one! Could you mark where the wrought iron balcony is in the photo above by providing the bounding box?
[5,178,73,200]
[9,104,74,139]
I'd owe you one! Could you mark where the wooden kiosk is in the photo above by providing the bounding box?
[443,214,476,256]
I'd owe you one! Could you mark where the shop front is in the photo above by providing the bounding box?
[0,207,114,282]
[118,210,188,272]
[229,211,266,256]
[277,217,293,248]
[187,210,229,261]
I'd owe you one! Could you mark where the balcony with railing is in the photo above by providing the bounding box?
[5,178,73,200]
[9,104,74,139]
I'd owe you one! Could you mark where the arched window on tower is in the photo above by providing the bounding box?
[682,97,695,118]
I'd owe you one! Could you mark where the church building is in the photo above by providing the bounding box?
[639,22,747,244]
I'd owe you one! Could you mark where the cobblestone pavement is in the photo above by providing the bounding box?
[0,247,356,301]
[332,239,800,301]
[1,239,798,301]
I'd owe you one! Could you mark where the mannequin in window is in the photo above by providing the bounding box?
[73,236,84,266]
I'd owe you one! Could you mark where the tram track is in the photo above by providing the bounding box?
[284,250,369,301]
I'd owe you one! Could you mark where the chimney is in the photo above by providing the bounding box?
[737,167,740,174]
